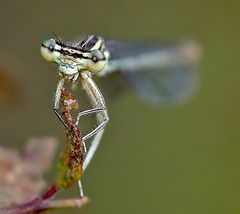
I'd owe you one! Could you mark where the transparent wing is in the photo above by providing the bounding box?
[104,39,201,105]
[124,63,198,105]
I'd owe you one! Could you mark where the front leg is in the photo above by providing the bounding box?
[53,78,71,131]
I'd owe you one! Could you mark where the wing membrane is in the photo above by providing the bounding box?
[104,39,201,105]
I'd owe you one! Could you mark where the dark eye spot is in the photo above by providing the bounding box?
[49,46,54,52]
[92,56,98,63]
[90,50,105,63]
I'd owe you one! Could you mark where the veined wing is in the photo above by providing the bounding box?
[101,39,201,105]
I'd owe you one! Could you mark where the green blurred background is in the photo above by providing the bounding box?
[0,1,240,213]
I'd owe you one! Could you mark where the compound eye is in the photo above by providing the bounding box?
[48,39,56,52]
[87,50,107,73]
[41,38,58,62]
[42,39,56,52]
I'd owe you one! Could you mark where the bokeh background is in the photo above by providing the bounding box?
[0,1,240,213]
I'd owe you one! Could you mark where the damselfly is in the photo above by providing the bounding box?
[40,35,200,195]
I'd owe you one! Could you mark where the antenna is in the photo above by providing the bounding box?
[52,32,62,43]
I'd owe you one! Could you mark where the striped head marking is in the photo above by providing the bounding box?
[41,36,108,75]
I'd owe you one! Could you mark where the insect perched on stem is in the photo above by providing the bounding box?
[41,35,201,196]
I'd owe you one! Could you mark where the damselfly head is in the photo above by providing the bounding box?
[41,38,60,62]
[41,36,108,76]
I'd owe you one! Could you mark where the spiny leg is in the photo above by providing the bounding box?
[75,107,104,125]
[76,107,108,197]
[77,73,109,196]
[83,128,105,171]
[77,128,105,197]
[76,106,108,142]
[75,107,105,154]
[82,118,108,141]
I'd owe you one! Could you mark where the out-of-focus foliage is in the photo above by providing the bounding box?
[0,137,57,206]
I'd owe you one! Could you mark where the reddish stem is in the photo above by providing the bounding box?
[0,185,58,214]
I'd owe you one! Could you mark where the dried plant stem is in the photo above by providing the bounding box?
[35,196,90,212]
